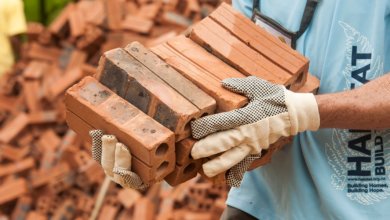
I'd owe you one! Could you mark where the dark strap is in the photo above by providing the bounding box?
[296,0,318,38]
[252,0,260,12]
[252,0,319,38]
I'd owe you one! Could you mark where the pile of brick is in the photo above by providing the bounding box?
[0,0,229,219]
[66,1,320,189]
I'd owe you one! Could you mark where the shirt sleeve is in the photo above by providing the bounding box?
[5,0,27,36]
[232,0,254,18]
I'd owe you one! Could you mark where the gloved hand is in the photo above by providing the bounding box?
[190,76,320,186]
[89,130,148,190]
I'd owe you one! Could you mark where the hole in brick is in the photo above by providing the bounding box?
[295,71,305,85]
[183,163,196,174]
[185,117,196,131]
[201,113,209,117]
[156,161,169,177]
[155,143,169,156]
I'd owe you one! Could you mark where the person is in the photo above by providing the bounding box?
[197,0,389,219]
[0,0,27,76]
[90,0,390,219]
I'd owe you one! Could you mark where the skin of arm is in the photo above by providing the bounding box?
[316,72,390,129]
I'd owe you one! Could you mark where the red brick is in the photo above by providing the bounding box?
[0,157,35,177]
[137,3,162,20]
[98,205,118,220]
[65,110,148,184]
[35,194,52,215]
[23,79,41,113]
[183,0,200,19]
[77,25,104,50]
[28,111,58,124]
[66,50,87,72]
[51,199,75,220]
[46,67,83,100]
[190,17,294,85]
[48,3,73,36]
[0,144,30,161]
[12,196,32,220]
[175,210,214,220]
[80,0,105,26]
[69,8,86,38]
[0,178,28,205]
[26,212,47,220]
[124,41,216,125]
[151,43,247,112]
[167,36,246,80]
[104,0,125,31]
[117,188,141,209]
[146,31,177,48]
[297,73,320,93]
[23,61,48,79]
[161,12,192,27]
[0,113,29,144]
[165,159,202,186]
[126,2,138,14]
[121,15,154,34]
[162,0,179,11]
[30,163,70,188]
[65,77,175,183]
[27,43,61,63]
[175,138,196,166]
[133,198,155,220]
[209,3,309,90]
[27,22,45,41]
[97,48,204,140]
[0,95,19,112]
[76,162,105,186]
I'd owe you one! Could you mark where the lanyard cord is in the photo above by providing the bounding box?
[252,0,319,39]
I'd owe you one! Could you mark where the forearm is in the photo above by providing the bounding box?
[316,73,390,129]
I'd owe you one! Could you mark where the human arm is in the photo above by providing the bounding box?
[317,73,390,129]
[190,73,390,183]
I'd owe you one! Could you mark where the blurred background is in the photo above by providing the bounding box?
[0,0,231,219]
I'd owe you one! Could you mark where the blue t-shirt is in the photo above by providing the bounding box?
[228,0,390,219]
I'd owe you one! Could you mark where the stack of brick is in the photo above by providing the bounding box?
[0,0,230,219]
[66,2,320,188]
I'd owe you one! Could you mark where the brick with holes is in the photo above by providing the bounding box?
[65,76,175,183]
[164,159,202,186]
[164,139,203,186]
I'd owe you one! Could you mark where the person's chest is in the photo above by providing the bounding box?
[261,0,390,93]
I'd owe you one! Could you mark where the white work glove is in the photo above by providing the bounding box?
[190,76,320,187]
[89,130,149,190]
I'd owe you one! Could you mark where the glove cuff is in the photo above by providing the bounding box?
[285,90,320,134]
